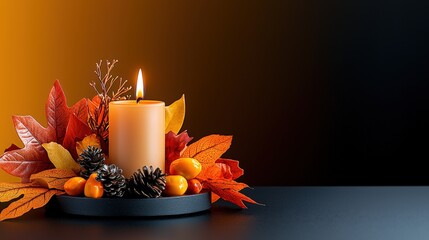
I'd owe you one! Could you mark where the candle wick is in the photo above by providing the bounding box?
[136,97,143,103]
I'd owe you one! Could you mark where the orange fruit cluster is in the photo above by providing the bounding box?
[165,158,203,196]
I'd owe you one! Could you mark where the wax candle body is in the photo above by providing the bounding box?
[109,100,165,177]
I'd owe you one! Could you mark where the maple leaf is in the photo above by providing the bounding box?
[165,131,193,174]
[30,168,76,190]
[62,114,93,159]
[181,134,232,165]
[202,179,257,209]
[0,188,62,221]
[0,80,89,182]
[216,158,244,180]
[4,144,20,152]
[183,134,258,208]
[0,168,75,221]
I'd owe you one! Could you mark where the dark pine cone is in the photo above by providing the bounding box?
[78,146,105,179]
[127,166,166,198]
[97,164,127,198]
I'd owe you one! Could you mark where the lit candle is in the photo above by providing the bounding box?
[109,69,165,177]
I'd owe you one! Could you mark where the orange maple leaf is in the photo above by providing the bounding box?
[183,134,259,208]
[202,179,257,209]
[30,169,76,190]
[181,134,232,165]
[0,168,75,221]
[0,188,62,221]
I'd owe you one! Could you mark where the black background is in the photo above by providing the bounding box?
[172,0,429,186]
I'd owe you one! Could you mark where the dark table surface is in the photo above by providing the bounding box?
[2,187,429,240]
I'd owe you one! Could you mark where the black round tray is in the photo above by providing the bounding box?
[55,191,211,217]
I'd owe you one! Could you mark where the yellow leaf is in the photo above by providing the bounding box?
[181,135,232,165]
[42,142,80,173]
[165,94,185,134]
[30,169,76,190]
[0,188,62,221]
[76,134,101,156]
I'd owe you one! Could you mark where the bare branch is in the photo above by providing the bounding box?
[87,59,132,141]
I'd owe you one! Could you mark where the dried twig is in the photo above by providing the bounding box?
[88,60,132,141]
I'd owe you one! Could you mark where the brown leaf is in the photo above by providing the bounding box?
[30,169,76,190]
[0,188,62,221]
[181,135,232,165]
[202,179,258,209]
[165,131,193,174]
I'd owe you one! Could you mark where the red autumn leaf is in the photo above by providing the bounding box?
[4,144,20,153]
[216,158,244,180]
[0,116,54,182]
[202,179,258,209]
[62,114,93,159]
[46,80,88,144]
[165,131,193,174]
[0,80,89,182]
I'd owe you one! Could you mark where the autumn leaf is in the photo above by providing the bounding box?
[216,158,244,180]
[0,188,62,221]
[42,142,80,173]
[0,182,34,202]
[165,94,185,134]
[61,114,93,160]
[76,134,101,157]
[0,80,89,182]
[4,144,20,153]
[0,169,75,221]
[202,179,257,209]
[165,131,193,174]
[30,168,76,190]
[181,135,232,165]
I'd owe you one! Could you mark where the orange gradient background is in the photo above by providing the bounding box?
[0,1,293,183]
[0,1,317,185]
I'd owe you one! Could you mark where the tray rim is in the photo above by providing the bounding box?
[55,191,212,217]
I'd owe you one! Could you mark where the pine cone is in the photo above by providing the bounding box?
[97,164,127,198]
[78,146,105,179]
[127,166,166,198]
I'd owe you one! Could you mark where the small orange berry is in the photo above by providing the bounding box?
[84,173,104,198]
[169,158,202,180]
[64,177,86,196]
[164,175,188,196]
[186,179,202,194]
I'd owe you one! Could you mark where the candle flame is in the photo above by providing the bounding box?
[136,69,144,99]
